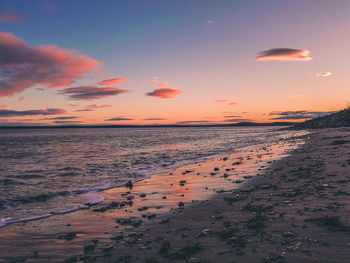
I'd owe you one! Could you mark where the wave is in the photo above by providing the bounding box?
[0,176,150,228]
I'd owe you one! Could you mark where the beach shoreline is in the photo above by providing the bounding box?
[1,128,350,262]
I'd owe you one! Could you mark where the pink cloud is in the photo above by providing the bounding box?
[150,76,159,83]
[0,13,22,23]
[215,99,238,105]
[0,105,6,110]
[86,104,112,109]
[60,86,132,100]
[316,72,332,77]
[146,88,183,99]
[256,48,312,61]
[0,32,102,97]
[97,77,128,85]
[157,82,169,88]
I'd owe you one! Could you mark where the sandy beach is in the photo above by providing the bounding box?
[1,128,350,263]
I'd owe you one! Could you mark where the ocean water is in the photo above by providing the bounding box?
[0,126,300,227]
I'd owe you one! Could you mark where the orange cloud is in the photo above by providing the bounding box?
[215,100,238,105]
[0,32,102,97]
[316,72,332,77]
[97,77,128,85]
[146,88,183,99]
[157,82,169,88]
[256,48,312,61]
[0,13,22,23]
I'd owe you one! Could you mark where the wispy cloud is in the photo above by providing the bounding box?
[223,118,252,123]
[60,86,132,100]
[48,116,78,120]
[256,48,312,61]
[270,110,336,120]
[150,76,159,83]
[86,104,112,109]
[0,12,22,23]
[157,82,168,88]
[223,115,242,118]
[0,108,65,117]
[215,99,238,106]
[97,77,128,85]
[143,118,166,121]
[316,72,332,77]
[206,20,213,25]
[75,104,111,112]
[146,88,183,99]
[75,109,93,112]
[0,32,102,97]
[105,117,134,121]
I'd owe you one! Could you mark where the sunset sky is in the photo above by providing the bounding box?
[0,0,349,126]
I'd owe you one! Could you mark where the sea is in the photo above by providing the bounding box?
[0,126,303,227]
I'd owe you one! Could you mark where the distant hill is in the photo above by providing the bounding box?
[293,108,350,129]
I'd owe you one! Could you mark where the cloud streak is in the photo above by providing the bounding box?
[0,32,102,97]
[0,108,65,117]
[0,13,22,23]
[150,76,159,83]
[316,72,332,77]
[215,99,238,106]
[270,110,336,120]
[223,118,252,123]
[60,86,132,100]
[157,82,168,88]
[48,116,78,120]
[97,78,128,85]
[105,117,134,121]
[256,48,312,61]
[146,88,183,99]
[176,121,210,124]
[86,104,112,109]
[143,118,166,121]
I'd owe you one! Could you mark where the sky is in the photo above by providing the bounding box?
[0,0,349,126]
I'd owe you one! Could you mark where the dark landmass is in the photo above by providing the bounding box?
[0,121,295,129]
[294,108,350,129]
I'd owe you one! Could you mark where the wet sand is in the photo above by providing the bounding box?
[1,129,350,262]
